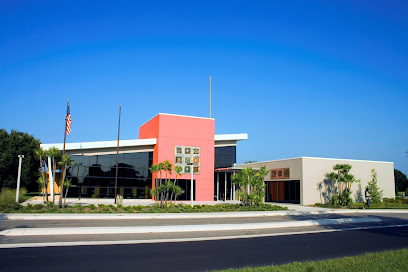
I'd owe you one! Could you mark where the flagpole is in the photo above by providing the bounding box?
[63,99,69,156]
[114,104,121,204]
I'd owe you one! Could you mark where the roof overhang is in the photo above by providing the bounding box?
[40,133,248,155]
[215,166,259,172]
[214,133,248,147]
[40,138,157,156]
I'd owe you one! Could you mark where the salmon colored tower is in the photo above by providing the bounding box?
[139,114,215,201]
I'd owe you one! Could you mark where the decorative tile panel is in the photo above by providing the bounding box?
[175,146,200,174]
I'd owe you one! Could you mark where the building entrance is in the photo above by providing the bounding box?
[265,180,300,204]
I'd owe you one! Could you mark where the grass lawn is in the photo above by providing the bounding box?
[212,248,408,272]
[315,197,408,209]
[0,203,288,213]
[348,202,408,209]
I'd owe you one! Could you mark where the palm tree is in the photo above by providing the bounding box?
[157,162,165,204]
[163,160,172,202]
[164,160,172,179]
[63,179,72,207]
[34,147,47,204]
[173,185,185,202]
[36,176,47,204]
[171,166,183,203]
[149,164,159,202]
[58,154,73,207]
[157,162,164,185]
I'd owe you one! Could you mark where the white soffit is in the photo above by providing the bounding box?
[214,134,248,142]
[41,138,157,151]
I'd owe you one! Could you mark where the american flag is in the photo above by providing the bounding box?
[66,101,71,135]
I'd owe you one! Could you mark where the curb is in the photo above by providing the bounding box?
[2,209,408,220]
[0,217,382,236]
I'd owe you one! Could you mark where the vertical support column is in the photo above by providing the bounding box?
[224,172,227,202]
[233,183,236,203]
[230,173,233,202]
[216,172,219,201]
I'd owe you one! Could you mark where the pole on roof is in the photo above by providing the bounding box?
[114,104,121,204]
[210,74,212,118]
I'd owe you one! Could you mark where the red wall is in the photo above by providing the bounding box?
[139,114,215,201]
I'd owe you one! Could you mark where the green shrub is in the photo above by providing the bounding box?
[74,204,84,212]
[108,204,117,211]
[99,204,111,212]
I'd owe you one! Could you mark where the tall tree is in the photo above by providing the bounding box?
[63,179,72,207]
[0,129,41,192]
[367,168,383,203]
[394,169,408,193]
[149,164,160,202]
[171,166,183,202]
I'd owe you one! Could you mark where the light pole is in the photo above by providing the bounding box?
[15,155,24,203]
[187,163,194,207]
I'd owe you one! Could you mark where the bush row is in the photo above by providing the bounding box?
[0,203,288,213]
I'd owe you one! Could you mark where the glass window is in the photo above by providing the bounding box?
[66,152,153,198]
[284,168,290,178]
[270,168,290,179]
[214,146,236,168]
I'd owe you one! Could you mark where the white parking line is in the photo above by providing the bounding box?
[1,224,407,249]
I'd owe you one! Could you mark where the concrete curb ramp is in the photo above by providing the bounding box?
[2,209,408,220]
[0,217,381,236]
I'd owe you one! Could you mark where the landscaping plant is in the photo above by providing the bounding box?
[232,166,269,206]
[327,164,358,206]
[367,168,383,203]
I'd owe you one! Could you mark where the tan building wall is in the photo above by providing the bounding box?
[237,157,395,205]
[237,158,303,203]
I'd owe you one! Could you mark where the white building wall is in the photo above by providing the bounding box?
[301,157,395,205]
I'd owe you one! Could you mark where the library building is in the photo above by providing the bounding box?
[41,113,395,205]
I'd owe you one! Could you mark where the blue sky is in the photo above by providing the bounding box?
[1,1,407,174]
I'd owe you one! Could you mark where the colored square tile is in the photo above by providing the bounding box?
[193,166,199,174]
